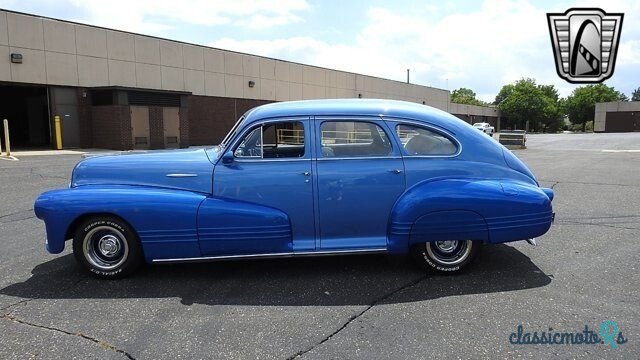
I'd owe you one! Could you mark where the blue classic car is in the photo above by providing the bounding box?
[35,99,554,278]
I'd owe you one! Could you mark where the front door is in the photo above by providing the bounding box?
[203,118,316,255]
[315,118,405,250]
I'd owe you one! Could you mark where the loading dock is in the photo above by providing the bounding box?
[0,84,49,149]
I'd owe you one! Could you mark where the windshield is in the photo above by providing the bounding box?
[220,115,245,149]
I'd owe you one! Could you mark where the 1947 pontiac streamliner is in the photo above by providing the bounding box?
[35,99,554,278]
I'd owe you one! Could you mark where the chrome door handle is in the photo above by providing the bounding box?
[302,171,311,176]
[390,169,402,174]
[166,173,198,177]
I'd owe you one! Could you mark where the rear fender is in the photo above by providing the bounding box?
[388,178,553,253]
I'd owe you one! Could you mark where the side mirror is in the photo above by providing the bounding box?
[222,151,234,164]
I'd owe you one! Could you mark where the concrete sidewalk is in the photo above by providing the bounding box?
[9,149,111,157]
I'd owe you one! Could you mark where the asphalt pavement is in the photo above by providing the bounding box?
[1,133,639,359]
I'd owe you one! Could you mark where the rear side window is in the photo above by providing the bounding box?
[320,121,392,157]
[396,124,458,156]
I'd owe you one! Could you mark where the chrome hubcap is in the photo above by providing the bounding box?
[435,240,457,253]
[97,235,121,257]
[426,240,473,266]
[83,226,129,271]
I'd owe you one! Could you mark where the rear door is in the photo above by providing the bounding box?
[314,118,405,250]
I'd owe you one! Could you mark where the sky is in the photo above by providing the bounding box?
[0,0,638,102]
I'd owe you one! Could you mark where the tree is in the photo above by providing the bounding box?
[564,84,627,132]
[450,88,487,106]
[493,84,514,105]
[632,87,640,101]
[496,78,564,132]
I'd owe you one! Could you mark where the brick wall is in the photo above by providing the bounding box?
[188,96,273,146]
[605,111,640,132]
[179,104,189,148]
[88,94,273,149]
[91,105,131,150]
[148,106,164,149]
[77,88,93,148]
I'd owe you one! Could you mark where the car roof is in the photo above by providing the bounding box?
[243,99,472,134]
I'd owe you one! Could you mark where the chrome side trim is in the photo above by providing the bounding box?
[166,173,198,177]
[234,158,311,163]
[151,248,388,263]
[317,156,402,161]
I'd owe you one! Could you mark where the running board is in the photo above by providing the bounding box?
[151,248,388,264]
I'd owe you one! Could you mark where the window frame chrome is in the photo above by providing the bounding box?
[227,117,311,163]
[314,116,399,159]
[384,118,463,158]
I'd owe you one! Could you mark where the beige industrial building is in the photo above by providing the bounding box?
[0,9,501,150]
[595,101,640,132]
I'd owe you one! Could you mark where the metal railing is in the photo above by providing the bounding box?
[320,130,373,144]
[276,129,304,145]
[276,129,378,145]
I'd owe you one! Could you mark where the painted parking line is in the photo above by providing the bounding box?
[601,150,640,153]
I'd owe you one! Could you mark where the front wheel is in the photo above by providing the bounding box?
[413,240,481,273]
[72,216,143,279]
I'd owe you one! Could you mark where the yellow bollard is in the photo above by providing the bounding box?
[54,115,63,150]
[3,119,10,156]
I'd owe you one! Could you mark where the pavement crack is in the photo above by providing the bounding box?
[28,167,70,182]
[555,219,639,231]
[1,278,84,313]
[0,215,36,224]
[287,275,427,359]
[0,209,33,219]
[538,179,639,188]
[1,314,135,359]
[0,298,34,313]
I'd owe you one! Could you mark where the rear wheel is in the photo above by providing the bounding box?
[413,240,481,273]
[72,216,143,279]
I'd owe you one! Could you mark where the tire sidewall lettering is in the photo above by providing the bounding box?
[78,218,132,278]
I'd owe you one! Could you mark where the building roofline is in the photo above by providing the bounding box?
[0,8,450,94]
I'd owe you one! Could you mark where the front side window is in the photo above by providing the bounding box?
[234,121,305,159]
[396,124,458,156]
[320,121,392,157]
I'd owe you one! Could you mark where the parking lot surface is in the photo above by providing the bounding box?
[1,133,639,359]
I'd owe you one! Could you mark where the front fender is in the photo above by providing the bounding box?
[388,179,553,253]
[34,185,206,260]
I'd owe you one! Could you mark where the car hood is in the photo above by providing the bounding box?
[71,148,215,194]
